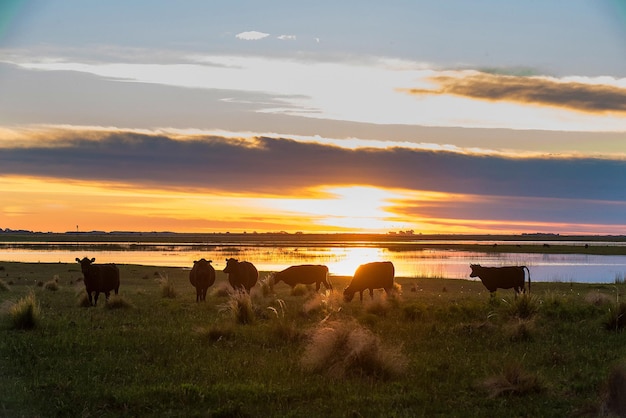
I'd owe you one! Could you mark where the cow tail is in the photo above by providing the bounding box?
[523,266,531,294]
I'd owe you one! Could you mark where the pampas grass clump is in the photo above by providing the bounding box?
[291,284,309,296]
[508,294,539,319]
[604,301,626,332]
[9,293,40,330]
[44,279,59,291]
[157,274,177,299]
[301,320,407,380]
[0,279,10,291]
[219,290,255,324]
[104,295,134,310]
[301,290,342,317]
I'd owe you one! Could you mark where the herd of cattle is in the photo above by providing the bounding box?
[75,256,532,306]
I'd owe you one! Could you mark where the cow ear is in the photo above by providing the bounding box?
[91,258,96,263]
[75,257,80,262]
[208,260,213,264]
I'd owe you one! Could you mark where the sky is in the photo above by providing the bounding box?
[0,0,625,235]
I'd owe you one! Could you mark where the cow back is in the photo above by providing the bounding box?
[349,261,395,291]
[275,264,328,286]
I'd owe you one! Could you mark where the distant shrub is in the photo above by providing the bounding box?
[403,304,426,321]
[9,293,40,330]
[481,362,542,398]
[584,291,612,306]
[505,318,535,342]
[44,280,59,291]
[36,281,44,287]
[104,295,134,310]
[157,274,177,299]
[301,320,407,380]
[0,279,10,291]
[219,290,255,324]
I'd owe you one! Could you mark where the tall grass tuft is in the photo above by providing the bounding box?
[301,290,342,317]
[195,323,235,343]
[301,320,408,380]
[482,362,542,398]
[0,278,10,291]
[219,290,255,324]
[507,294,539,319]
[157,273,177,299]
[211,282,231,298]
[291,284,309,296]
[604,302,626,332]
[9,292,40,330]
[259,274,274,297]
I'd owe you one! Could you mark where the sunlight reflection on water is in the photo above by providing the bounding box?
[2,243,626,283]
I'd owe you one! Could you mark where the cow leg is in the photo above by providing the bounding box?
[359,291,364,302]
[316,282,321,292]
[94,291,100,306]
[87,291,94,306]
[369,288,374,299]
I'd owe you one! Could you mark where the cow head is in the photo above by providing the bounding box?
[343,287,355,302]
[469,264,481,277]
[76,257,96,274]
[223,258,238,273]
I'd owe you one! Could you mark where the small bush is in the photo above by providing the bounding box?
[604,302,626,332]
[219,290,255,324]
[0,279,10,291]
[9,293,40,330]
[268,320,303,343]
[482,363,542,398]
[505,318,535,342]
[104,295,134,310]
[301,320,407,380]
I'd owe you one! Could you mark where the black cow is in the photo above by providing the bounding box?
[189,259,216,302]
[469,264,531,297]
[223,258,258,293]
[272,264,332,291]
[76,257,120,306]
[344,261,395,302]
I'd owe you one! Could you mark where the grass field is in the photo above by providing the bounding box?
[1,260,626,417]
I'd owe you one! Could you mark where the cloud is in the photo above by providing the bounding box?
[1,129,625,230]
[1,130,624,201]
[235,31,270,41]
[277,35,296,40]
[403,72,626,114]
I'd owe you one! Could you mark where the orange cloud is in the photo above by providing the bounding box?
[402,72,626,114]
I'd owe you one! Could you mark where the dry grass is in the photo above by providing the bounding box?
[157,273,177,299]
[0,279,10,292]
[301,319,408,380]
[195,323,235,343]
[301,290,342,317]
[211,281,231,298]
[481,363,542,398]
[219,290,255,324]
[9,292,40,330]
[604,302,626,332]
[44,279,59,291]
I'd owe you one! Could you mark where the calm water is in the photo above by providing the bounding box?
[2,241,626,283]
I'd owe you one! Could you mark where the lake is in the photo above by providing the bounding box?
[2,240,626,283]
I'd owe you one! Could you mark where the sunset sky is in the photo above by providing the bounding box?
[1,0,625,234]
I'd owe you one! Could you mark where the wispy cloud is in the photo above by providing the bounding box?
[277,34,296,40]
[403,72,626,114]
[235,31,270,41]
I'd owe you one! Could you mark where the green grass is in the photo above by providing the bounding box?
[1,261,626,416]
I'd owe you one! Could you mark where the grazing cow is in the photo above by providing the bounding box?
[75,257,120,306]
[469,264,531,297]
[344,261,395,302]
[223,258,258,293]
[272,264,332,291]
[189,259,216,302]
